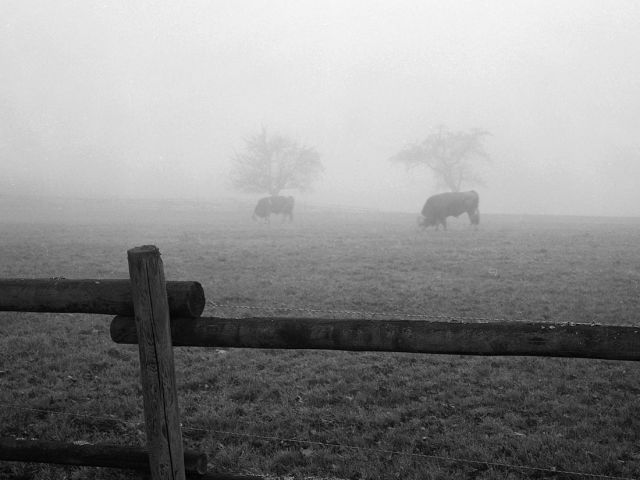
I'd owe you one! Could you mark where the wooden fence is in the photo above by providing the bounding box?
[2,245,640,479]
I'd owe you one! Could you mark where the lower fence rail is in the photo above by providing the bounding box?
[0,437,263,480]
[0,438,206,475]
[111,316,640,361]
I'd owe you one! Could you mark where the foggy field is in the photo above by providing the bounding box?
[3,1,640,478]
[1,199,640,479]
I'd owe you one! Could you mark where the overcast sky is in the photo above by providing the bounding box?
[1,1,639,216]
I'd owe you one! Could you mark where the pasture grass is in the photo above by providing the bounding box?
[1,198,640,479]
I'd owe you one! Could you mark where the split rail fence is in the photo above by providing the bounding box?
[1,245,640,479]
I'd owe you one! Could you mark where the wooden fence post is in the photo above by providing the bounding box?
[127,245,186,480]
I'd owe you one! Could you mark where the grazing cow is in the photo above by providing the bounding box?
[252,195,295,222]
[418,191,479,230]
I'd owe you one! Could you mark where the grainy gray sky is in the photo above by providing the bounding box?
[1,1,639,216]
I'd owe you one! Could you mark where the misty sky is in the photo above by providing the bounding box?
[1,1,639,216]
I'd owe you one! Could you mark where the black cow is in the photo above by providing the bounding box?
[252,195,295,222]
[419,191,479,230]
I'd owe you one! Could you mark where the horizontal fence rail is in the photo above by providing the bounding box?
[0,278,205,318]
[111,316,640,361]
[0,438,207,475]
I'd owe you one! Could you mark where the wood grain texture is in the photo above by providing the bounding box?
[0,438,207,475]
[128,245,186,480]
[111,316,640,361]
[193,474,264,480]
[0,278,205,317]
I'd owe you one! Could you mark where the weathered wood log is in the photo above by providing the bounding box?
[0,438,206,474]
[110,316,640,361]
[0,278,205,318]
[128,246,185,480]
[195,474,263,480]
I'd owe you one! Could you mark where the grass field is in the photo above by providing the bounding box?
[1,197,640,479]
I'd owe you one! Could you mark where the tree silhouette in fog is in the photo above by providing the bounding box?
[230,128,323,196]
[390,125,490,192]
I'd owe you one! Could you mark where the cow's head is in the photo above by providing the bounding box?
[417,214,436,228]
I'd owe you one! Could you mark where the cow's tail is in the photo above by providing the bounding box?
[469,209,480,228]
[469,191,480,228]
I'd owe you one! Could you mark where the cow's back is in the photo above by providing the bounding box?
[269,196,295,219]
[270,195,294,213]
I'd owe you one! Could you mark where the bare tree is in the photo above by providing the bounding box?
[230,128,323,195]
[390,125,490,192]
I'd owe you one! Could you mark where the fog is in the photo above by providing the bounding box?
[2,1,639,216]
